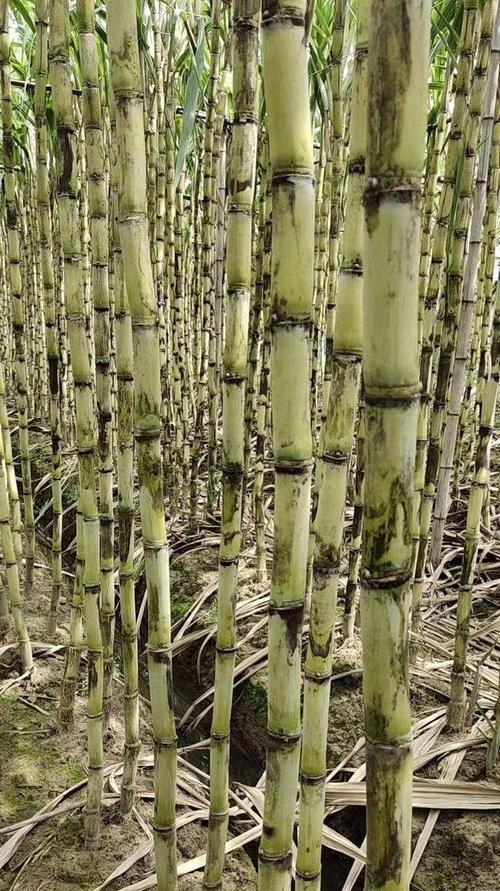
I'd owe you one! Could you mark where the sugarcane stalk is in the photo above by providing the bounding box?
[411,0,481,652]
[0,364,32,672]
[430,1,500,565]
[258,3,314,890]
[77,0,115,728]
[204,1,260,884]
[109,87,140,811]
[49,0,103,841]
[34,0,63,638]
[0,0,36,594]
[447,130,500,728]
[108,0,177,884]
[361,2,430,888]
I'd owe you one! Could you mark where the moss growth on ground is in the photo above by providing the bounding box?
[0,693,85,826]
[170,560,204,624]
[413,811,500,891]
[170,550,218,625]
[244,676,267,726]
[232,674,268,765]
[18,430,79,554]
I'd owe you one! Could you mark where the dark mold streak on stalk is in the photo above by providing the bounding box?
[59,129,75,194]
[309,625,333,660]
[371,0,412,168]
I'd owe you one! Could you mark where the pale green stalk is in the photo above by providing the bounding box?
[204,1,259,884]
[49,0,103,840]
[361,2,430,888]
[258,3,314,890]
[77,0,115,727]
[0,0,35,593]
[430,1,500,565]
[108,1,177,884]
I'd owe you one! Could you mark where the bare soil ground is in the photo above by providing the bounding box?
[0,451,498,891]
[0,558,256,891]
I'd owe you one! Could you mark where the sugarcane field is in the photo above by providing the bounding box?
[0,0,499,889]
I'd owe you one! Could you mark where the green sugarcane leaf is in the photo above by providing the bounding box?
[9,0,34,34]
[174,15,205,188]
[166,4,184,79]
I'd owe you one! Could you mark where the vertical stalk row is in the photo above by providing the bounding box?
[108,0,177,885]
[204,0,260,885]
[49,0,103,840]
[361,3,430,889]
[34,0,63,638]
[259,3,314,890]
[0,0,35,593]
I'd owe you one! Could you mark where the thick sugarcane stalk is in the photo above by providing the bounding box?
[107,1,177,885]
[76,0,115,726]
[49,0,103,841]
[258,3,314,891]
[0,0,35,593]
[204,1,260,885]
[109,88,140,813]
[430,2,500,565]
[361,2,430,889]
